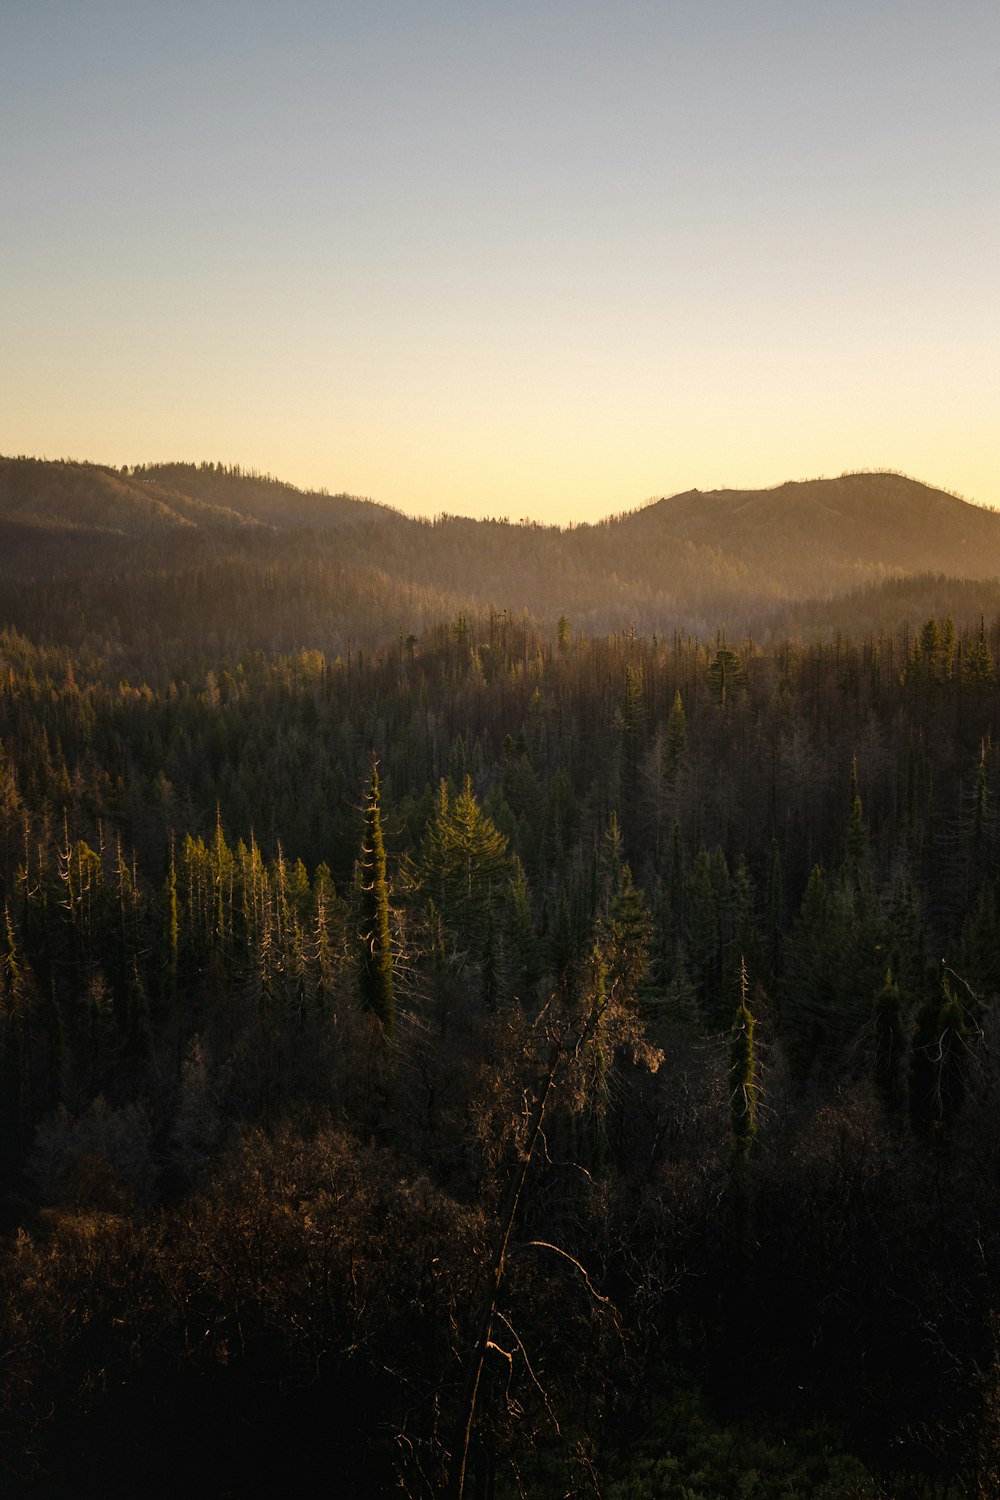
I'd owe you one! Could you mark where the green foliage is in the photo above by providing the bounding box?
[782,861,885,1087]
[706,641,745,707]
[844,757,870,880]
[3,506,1000,1493]
[663,689,687,787]
[902,614,955,691]
[960,616,994,688]
[409,775,511,966]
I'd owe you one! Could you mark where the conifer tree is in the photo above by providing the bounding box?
[845,756,869,880]
[729,959,758,1164]
[600,859,654,1008]
[0,905,29,1180]
[411,776,511,965]
[357,757,395,1036]
[903,615,955,692]
[662,689,687,788]
[311,864,338,1015]
[961,616,994,690]
[707,638,745,707]
[163,839,179,997]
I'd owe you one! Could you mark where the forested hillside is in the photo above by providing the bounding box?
[2,460,1000,1496]
[5,457,1000,636]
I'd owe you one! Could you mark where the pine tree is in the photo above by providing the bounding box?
[598,858,654,1009]
[0,903,32,1158]
[357,757,395,1036]
[729,959,759,1164]
[707,638,745,707]
[411,776,511,966]
[312,863,338,1016]
[903,615,955,692]
[844,756,870,881]
[961,616,994,690]
[662,689,687,788]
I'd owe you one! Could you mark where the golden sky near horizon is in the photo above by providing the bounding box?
[2,2,998,524]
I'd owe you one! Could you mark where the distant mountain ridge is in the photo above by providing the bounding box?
[3,456,999,639]
[0,457,392,538]
[624,472,1000,585]
[132,462,397,530]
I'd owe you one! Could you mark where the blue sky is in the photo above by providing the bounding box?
[2,1,998,521]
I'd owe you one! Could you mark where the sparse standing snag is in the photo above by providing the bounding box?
[729,957,758,1166]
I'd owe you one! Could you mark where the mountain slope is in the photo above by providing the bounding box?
[0,457,259,536]
[3,459,1000,640]
[612,473,1000,599]
[133,462,397,529]
[0,456,397,540]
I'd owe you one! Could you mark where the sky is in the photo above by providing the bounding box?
[2,1,998,525]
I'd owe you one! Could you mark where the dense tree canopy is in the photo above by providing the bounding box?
[2,484,1000,1495]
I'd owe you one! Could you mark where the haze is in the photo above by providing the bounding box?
[2,0,998,523]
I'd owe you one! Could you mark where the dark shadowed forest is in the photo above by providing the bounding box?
[3,459,1000,1496]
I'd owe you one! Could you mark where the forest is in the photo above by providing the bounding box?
[2,459,1000,1496]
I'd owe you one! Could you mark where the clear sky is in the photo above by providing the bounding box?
[2,1,998,524]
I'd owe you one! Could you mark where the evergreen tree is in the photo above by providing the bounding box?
[729,959,759,1164]
[844,756,870,883]
[961,616,994,690]
[707,639,745,707]
[411,776,511,966]
[903,614,955,692]
[163,841,179,1009]
[357,757,395,1036]
[662,689,687,789]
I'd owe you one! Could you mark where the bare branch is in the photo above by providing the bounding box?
[524,1241,611,1305]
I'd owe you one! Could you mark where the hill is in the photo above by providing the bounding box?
[0,456,260,537]
[132,461,397,530]
[611,472,1000,603]
[321,471,1000,635]
[0,457,393,544]
[3,458,1000,645]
